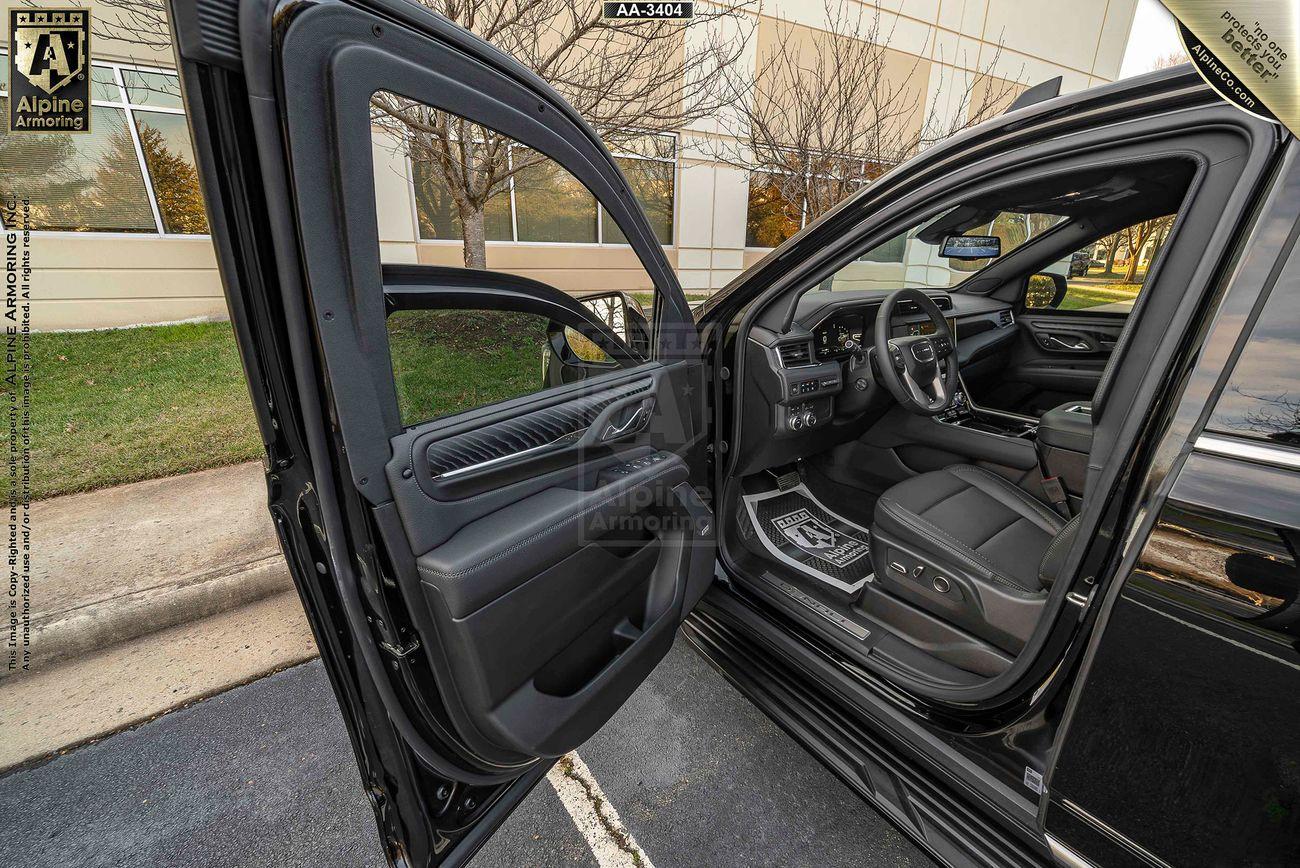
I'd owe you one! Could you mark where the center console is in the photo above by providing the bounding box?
[1036,401,1093,503]
[936,382,1038,440]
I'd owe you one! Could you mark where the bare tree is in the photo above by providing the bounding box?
[1150,51,1190,71]
[1222,388,1300,443]
[1118,214,1175,283]
[711,0,1020,243]
[371,1,749,268]
[91,0,171,52]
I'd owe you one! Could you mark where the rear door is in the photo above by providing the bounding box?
[170,0,715,862]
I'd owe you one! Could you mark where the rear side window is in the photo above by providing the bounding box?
[1207,282,1300,446]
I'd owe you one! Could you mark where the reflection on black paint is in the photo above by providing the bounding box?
[1049,454,1300,865]
[1144,502,1298,623]
[1208,264,1300,445]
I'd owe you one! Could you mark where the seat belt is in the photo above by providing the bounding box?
[1036,449,1072,519]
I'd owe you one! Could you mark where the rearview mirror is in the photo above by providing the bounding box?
[941,234,1001,260]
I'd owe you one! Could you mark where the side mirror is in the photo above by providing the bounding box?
[1024,272,1068,309]
[941,234,1001,260]
[564,291,651,362]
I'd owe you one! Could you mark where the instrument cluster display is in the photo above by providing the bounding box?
[812,308,958,361]
[813,314,864,360]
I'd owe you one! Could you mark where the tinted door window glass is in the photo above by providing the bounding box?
[1028,215,1176,313]
[1207,281,1300,446]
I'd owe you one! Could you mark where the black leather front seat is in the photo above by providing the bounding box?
[870,464,1078,653]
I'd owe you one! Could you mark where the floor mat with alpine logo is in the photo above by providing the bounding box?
[741,484,873,595]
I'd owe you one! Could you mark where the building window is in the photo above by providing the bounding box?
[745,160,889,249]
[513,151,599,243]
[0,58,208,236]
[412,135,676,246]
[744,173,802,248]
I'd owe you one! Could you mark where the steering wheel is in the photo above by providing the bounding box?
[873,288,959,416]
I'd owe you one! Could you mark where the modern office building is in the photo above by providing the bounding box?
[1,0,1139,330]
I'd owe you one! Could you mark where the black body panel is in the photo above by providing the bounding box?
[1047,453,1300,865]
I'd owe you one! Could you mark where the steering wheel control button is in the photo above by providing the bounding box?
[932,576,951,594]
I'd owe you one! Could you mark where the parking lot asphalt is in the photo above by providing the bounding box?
[0,640,934,867]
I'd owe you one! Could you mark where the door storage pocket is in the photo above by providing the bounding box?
[439,538,662,709]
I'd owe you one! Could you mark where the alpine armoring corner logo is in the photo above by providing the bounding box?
[8,8,91,133]
[1180,22,1279,124]
[1161,1,1296,135]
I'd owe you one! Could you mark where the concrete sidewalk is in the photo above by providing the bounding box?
[26,461,291,673]
[0,461,314,769]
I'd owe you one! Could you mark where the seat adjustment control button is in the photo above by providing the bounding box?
[933,576,951,594]
[911,565,925,579]
[889,562,907,575]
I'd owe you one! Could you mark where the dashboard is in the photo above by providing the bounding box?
[812,312,959,361]
[736,288,1020,478]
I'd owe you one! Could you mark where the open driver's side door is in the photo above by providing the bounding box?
[169,0,717,862]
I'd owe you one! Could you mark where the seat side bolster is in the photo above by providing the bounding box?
[946,465,1065,534]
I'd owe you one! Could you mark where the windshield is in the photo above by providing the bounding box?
[827,208,1067,292]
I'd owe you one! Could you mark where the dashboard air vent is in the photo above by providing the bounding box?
[998,309,1014,327]
[778,342,813,367]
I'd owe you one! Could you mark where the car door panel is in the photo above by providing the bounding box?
[375,308,712,765]
[1046,451,1300,865]
[171,0,715,853]
[979,313,1124,415]
[416,450,697,757]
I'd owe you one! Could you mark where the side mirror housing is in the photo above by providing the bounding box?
[564,291,651,360]
[1024,272,1068,309]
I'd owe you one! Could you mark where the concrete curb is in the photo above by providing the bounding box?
[22,555,294,676]
[1,590,318,771]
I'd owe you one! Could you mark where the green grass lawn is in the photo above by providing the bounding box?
[1059,282,1141,311]
[20,312,558,501]
[386,309,550,424]
[24,321,263,500]
[629,291,713,310]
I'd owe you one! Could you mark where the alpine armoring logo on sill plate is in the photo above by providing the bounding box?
[8,8,91,134]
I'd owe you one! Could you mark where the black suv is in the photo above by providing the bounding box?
[171,0,1300,865]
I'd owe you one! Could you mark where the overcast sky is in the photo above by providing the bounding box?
[1119,0,1185,77]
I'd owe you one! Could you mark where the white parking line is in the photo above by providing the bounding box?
[546,751,654,868]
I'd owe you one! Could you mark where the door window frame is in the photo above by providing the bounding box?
[272,3,694,502]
